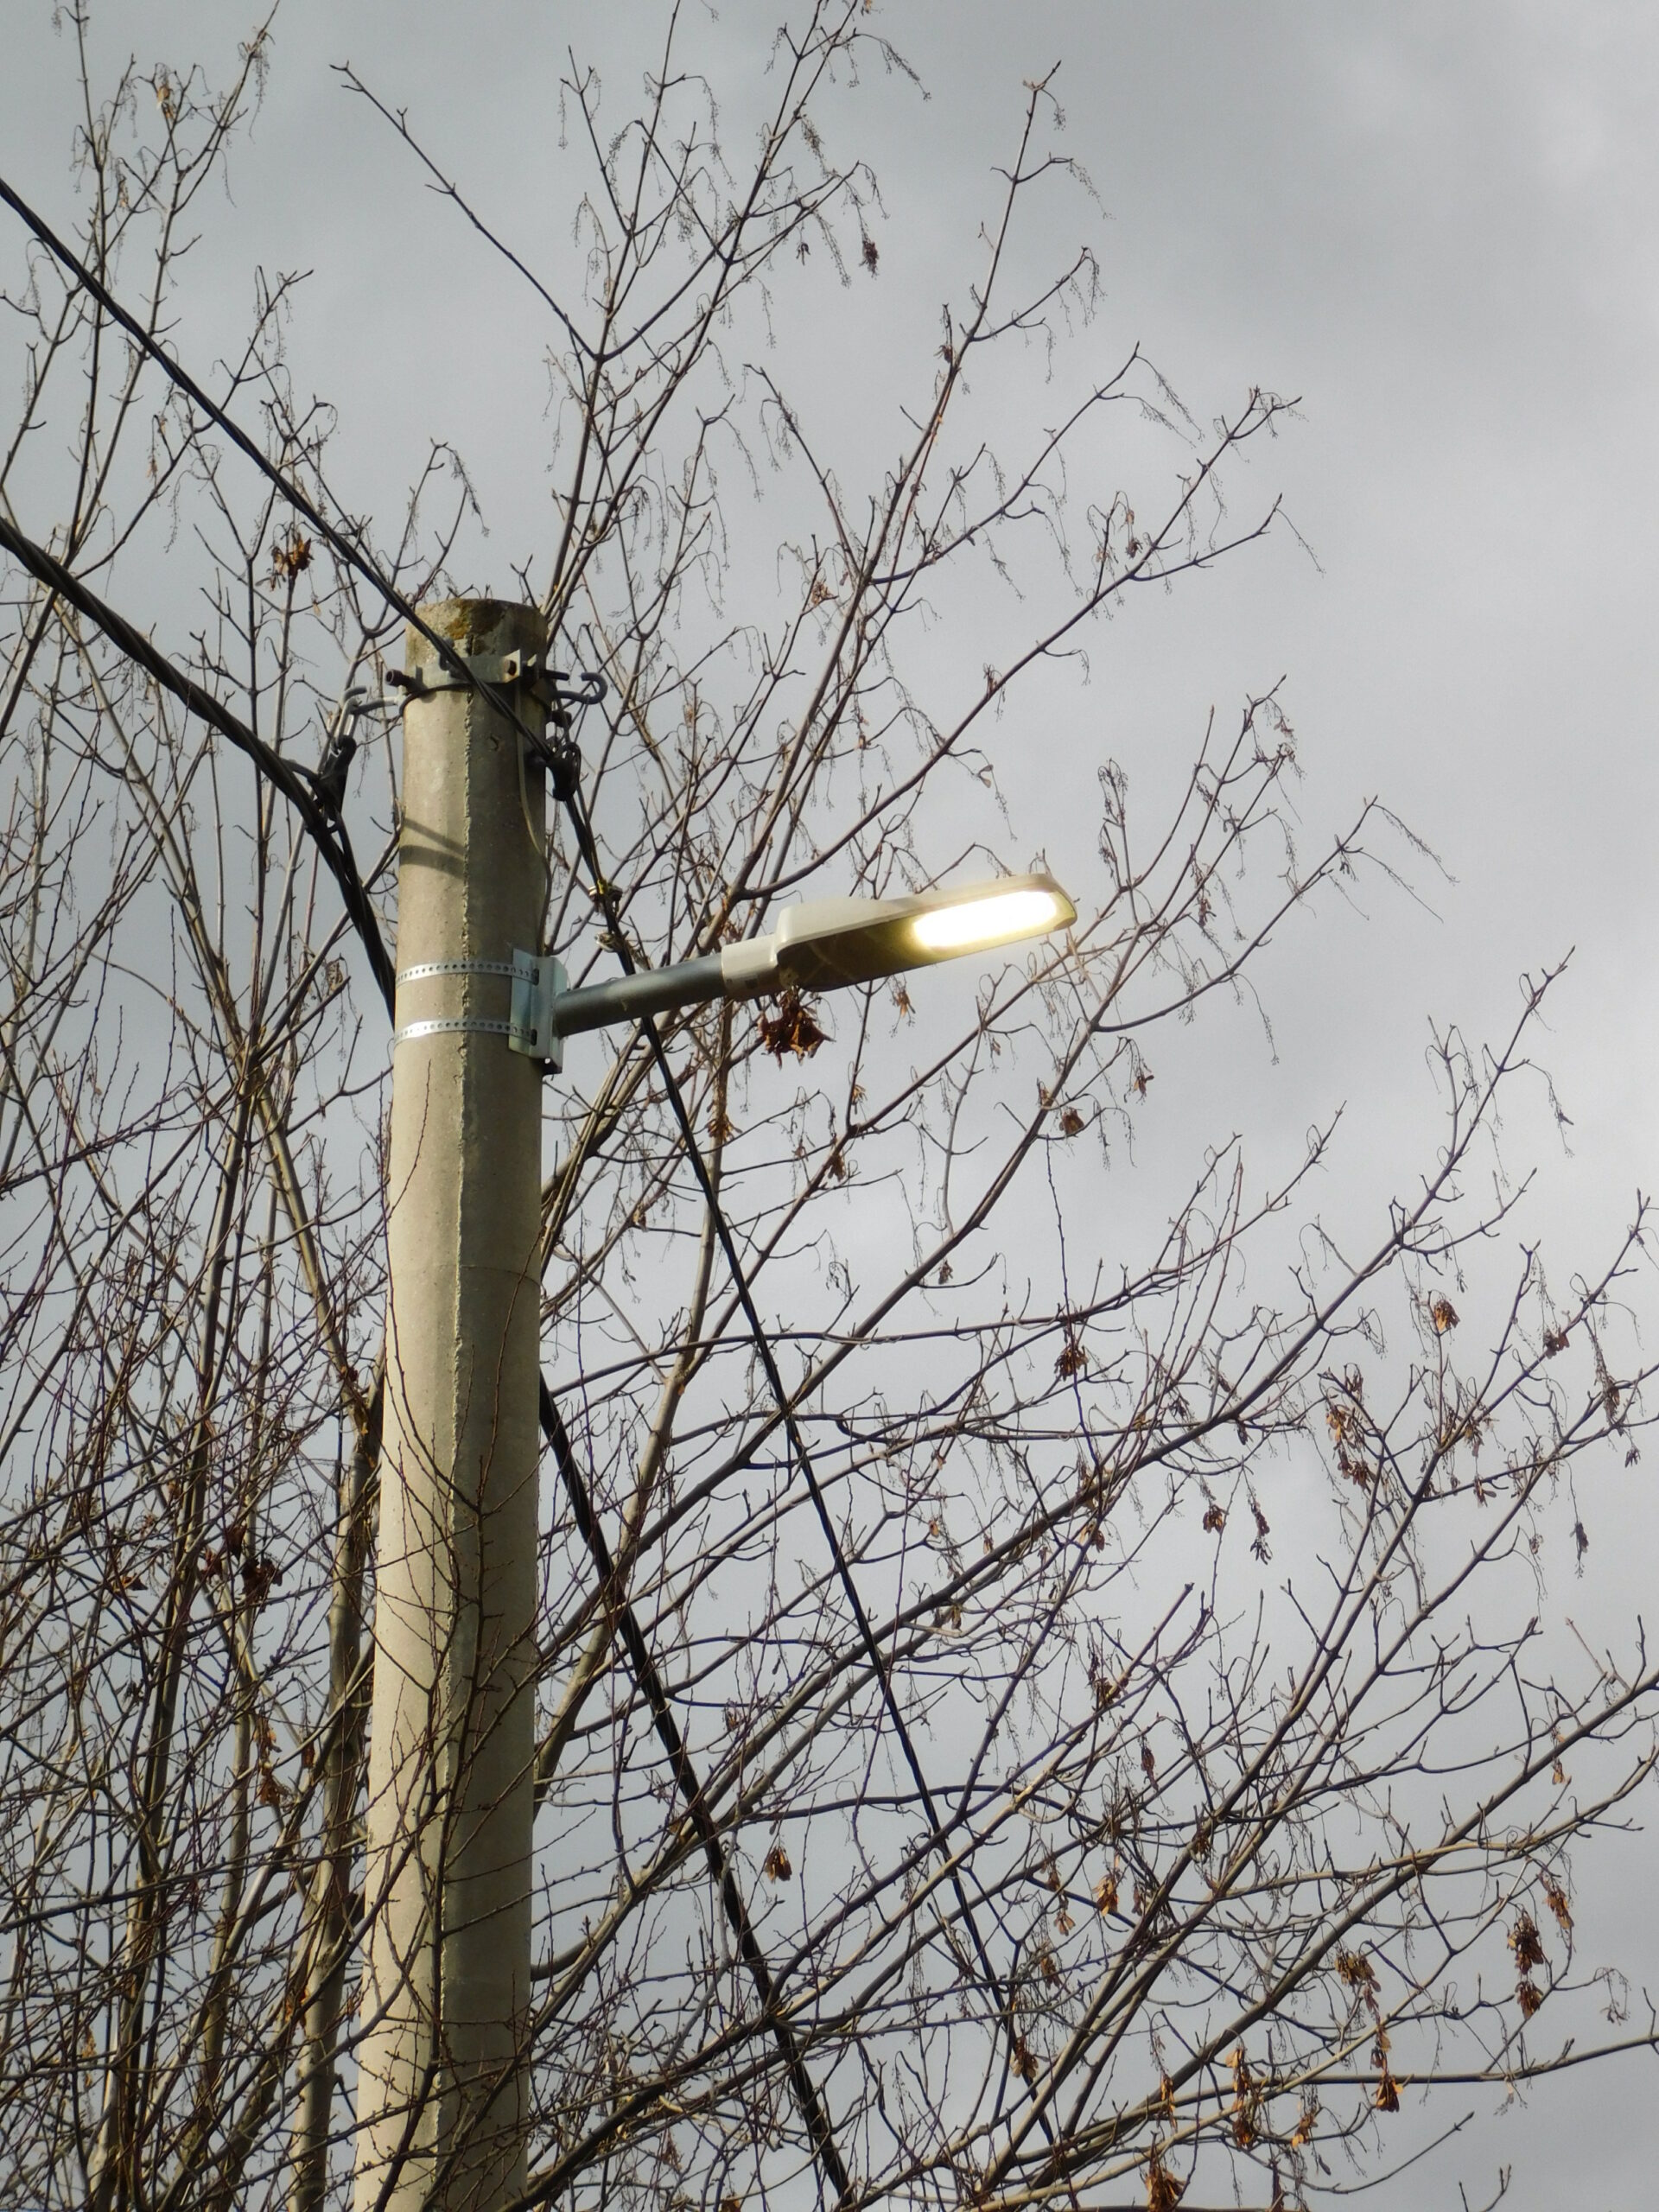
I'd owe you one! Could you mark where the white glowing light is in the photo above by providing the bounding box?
[909,887,1064,954]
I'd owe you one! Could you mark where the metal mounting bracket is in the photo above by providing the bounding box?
[390,647,550,698]
[391,950,568,1074]
[386,653,607,720]
[509,948,566,1071]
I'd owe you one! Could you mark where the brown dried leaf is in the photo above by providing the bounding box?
[1146,2149,1185,2211]
[1509,1912,1547,1973]
[1229,2046,1258,2147]
[1542,1877,1573,1935]
[1249,1497,1272,1565]
[1335,1949,1378,1994]
[762,1843,791,1881]
[1429,1294,1459,1334]
[269,529,312,582]
[757,990,827,1062]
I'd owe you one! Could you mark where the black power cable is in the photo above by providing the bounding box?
[0,175,506,712]
[0,512,397,1017]
[539,1380,852,2203]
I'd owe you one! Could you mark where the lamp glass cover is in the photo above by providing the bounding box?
[909,886,1063,954]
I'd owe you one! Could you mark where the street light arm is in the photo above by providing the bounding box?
[547,872,1075,1044]
[544,938,791,1039]
[549,953,728,1039]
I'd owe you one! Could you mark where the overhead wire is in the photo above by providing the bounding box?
[0,175,502,703]
[0,512,397,1017]
[538,1379,851,2203]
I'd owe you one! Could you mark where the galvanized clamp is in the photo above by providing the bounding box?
[391,950,569,1073]
[386,646,550,699]
[385,651,607,714]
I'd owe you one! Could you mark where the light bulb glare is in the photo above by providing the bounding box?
[910,887,1061,954]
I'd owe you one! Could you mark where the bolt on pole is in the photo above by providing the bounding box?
[353,599,546,2212]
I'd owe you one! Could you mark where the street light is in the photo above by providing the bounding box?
[520,871,1077,1066]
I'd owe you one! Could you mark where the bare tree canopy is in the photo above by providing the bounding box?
[0,10,1654,2212]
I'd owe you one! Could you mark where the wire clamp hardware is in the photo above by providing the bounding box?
[385,654,604,803]
[386,652,607,712]
[387,648,545,697]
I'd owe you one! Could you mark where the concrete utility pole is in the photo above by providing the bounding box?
[353,599,547,2212]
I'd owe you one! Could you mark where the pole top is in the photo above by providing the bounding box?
[406,596,544,685]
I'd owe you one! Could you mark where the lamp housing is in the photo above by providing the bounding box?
[719,871,1075,998]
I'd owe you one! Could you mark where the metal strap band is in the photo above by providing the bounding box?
[397,960,518,985]
[392,1015,524,1050]
[394,962,517,1051]
[388,946,565,1071]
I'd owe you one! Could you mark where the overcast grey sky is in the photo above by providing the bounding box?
[4,5,1658,2202]
[9,0,1643,1243]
